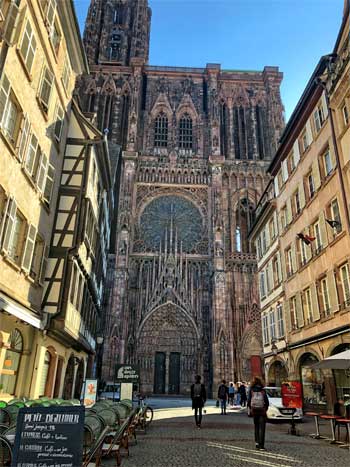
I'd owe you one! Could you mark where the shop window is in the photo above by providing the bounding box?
[300,353,326,409]
[0,329,23,395]
[331,344,350,403]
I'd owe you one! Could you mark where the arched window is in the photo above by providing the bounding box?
[154,112,168,147]
[235,226,241,252]
[236,198,255,253]
[179,113,193,150]
[0,329,23,395]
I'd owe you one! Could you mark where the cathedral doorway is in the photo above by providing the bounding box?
[137,303,199,395]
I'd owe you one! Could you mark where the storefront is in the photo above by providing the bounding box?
[331,344,350,403]
[299,353,327,411]
[267,360,288,387]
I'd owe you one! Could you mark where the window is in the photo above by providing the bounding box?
[313,104,325,133]
[261,228,267,253]
[256,236,262,259]
[19,20,37,74]
[280,206,287,230]
[340,264,350,307]
[286,247,293,277]
[30,235,45,281]
[320,277,331,316]
[38,351,51,397]
[290,296,297,330]
[178,113,193,150]
[299,237,308,266]
[323,149,333,177]
[43,163,55,204]
[3,203,26,265]
[302,288,313,323]
[293,190,301,215]
[24,133,39,178]
[53,104,64,141]
[61,57,71,91]
[266,265,271,292]
[273,256,280,286]
[18,114,30,161]
[342,103,349,126]
[330,198,342,235]
[1,0,20,46]
[154,112,168,148]
[235,226,241,252]
[49,19,61,54]
[262,315,269,345]
[40,0,56,31]
[307,172,315,199]
[0,75,22,145]
[38,66,54,113]
[0,329,23,395]
[259,271,266,298]
[313,220,322,254]
[301,130,308,152]
[288,151,295,173]
[269,218,276,242]
[276,304,284,338]
[269,311,276,341]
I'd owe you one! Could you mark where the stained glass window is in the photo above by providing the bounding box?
[154,112,168,147]
[140,196,202,253]
[179,114,193,149]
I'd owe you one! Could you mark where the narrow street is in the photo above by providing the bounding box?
[106,398,350,467]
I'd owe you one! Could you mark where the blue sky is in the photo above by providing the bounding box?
[74,0,345,120]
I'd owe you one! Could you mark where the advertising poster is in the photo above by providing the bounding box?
[282,381,303,409]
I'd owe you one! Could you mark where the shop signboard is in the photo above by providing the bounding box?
[115,364,140,383]
[282,381,303,409]
[11,406,84,467]
[82,379,98,407]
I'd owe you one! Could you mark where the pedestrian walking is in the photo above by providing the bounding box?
[239,381,247,407]
[247,376,269,451]
[191,375,206,429]
[217,379,228,414]
[235,382,241,406]
[228,382,235,406]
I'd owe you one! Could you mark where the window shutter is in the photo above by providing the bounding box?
[25,133,38,176]
[319,211,328,248]
[282,160,288,182]
[298,183,305,210]
[277,251,282,283]
[44,163,55,203]
[22,224,37,273]
[274,176,279,197]
[286,198,292,224]
[39,244,49,286]
[291,241,297,273]
[0,74,10,127]
[310,282,320,321]
[305,228,312,262]
[36,152,48,193]
[284,299,291,333]
[293,140,300,166]
[321,92,328,119]
[306,119,313,145]
[2,197,16,253]
[0,196,10,249]
[280,248,286,281]
[2,1,19,45]
[296,292,304,328]
[17,114,30,161]
[312,159,321,190]
[327,270,339,313]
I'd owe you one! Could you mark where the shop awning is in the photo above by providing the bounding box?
[0,293,42,329]
[311,350,350,370]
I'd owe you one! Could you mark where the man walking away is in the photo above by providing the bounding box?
[217,380,228,415]
[239,381,247,407]
[228,382,235,406]
[247,376,269,450]
[191,375,206,428]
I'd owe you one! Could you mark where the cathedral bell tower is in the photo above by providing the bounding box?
[83,0,151,66]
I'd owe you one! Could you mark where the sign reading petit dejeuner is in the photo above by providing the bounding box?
[11,406,85,467]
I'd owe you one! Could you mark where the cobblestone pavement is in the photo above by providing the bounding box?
[104,399,350,467]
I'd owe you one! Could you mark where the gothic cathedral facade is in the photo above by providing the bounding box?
[78,0,284,395]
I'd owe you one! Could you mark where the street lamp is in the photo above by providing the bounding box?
[271,340,278,356]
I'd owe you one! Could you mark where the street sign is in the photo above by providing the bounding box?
[11,406,84,467]
[281,381,303,409]
[115,364,140,383]
[82,379,98,407]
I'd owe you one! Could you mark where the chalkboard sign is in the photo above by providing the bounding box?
[115,364,139,383]
[11,405,85,467]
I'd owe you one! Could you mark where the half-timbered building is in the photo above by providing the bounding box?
[42,101,115,399]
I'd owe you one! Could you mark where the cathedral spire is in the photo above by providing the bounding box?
[83,0,152,67]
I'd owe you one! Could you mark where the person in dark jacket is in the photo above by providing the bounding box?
[247,376,269,450]
[191,375,207,428]
[217,380,229,414]
[239,382,247,407]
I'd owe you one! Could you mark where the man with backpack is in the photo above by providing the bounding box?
[247,376,269,450]
[217,380,228,415]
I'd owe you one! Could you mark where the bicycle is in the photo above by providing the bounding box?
[136,393,154,427]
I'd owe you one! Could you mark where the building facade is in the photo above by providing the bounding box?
[251,0,350,412]
[78,0,285,394]
[0,0,91,400]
